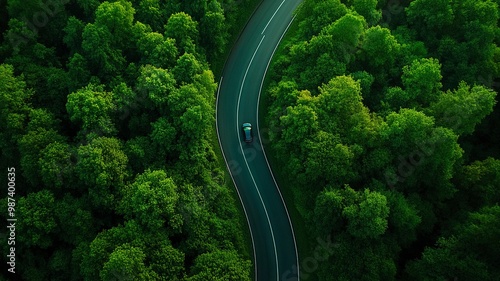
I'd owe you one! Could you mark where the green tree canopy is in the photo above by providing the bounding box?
[406,206,500,281]
[200,0,228,61]
[38,141,74,190]
[187,250,251,281]
[428,81,497,136]
[401,58,443,107]
[137,32,178,68]
[66,83,116,136]
[136,65,176,112]
[18,109,65,188]
[18,190,58,249]
[100,244,158,281]
[358,26,401,81]
[164,12,199,54]
[119,169,182,231]
[352,0,381,26]
[381,109,462,198]
[75,137,128,209]
[0,64,32,162]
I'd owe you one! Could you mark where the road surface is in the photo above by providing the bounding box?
[216,0,303,280]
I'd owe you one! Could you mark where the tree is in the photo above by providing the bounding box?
[343,188,390,239]
[303,132,358,187]
[290,12,366,90]
[0,64,32,164]
[401,58,443,107]
[359,26,400,72]
[119,170,182,231]
[200,0,228,62]
[76,0,100,18]
[315,76,372,143]
[318,233,397,281]
[66,83,116,136]
[137,31,178,68]
[100,244,158,281]
[48,249,73,281]
[279,104,318,147]
[43,67,71,118]
[124,136,154,172]
[382,190,421,247]
[18,109,65,189]
[79,221,140,280]
[4,18,37,53]
[18,190,58,249]
[313,188,349,236]
[313,187,396,280]
[135,0,166,32]
[296,38,346,89]
[313,186,390,239]
[406,0,454,43]
[351,71,375,99]
[455,157,500,209]
[94,0,135,50]
[408,0,499,88]
[63,16,85,53]
[193,69,217,103]
[148,239,185,280]
[381,109,462,198]
[6,0,47,21]
[428,81,497,136]
[82,0,137,81]
[38,141,74,190]
[67,53,92,92]
[406,206,500,281]
[75,137,128,209]
[55,195,95,246]
[164,12,199,54]
[172,52,203,85]
[352,0,381,26]
[136,65,176,112]
[383,86,411,111]
[296,0,348,39]
[81,23,126,79]
[167,83,213,128]
[187,250,251,281]
[182,0,208,19]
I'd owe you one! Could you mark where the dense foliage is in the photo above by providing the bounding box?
[265,0,500,280]
[0,0,254,280]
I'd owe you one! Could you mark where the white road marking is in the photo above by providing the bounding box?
[256,15,300,281]
[217,9,300,281]
[237,34,280,280]
[262,0,286,35]
[215,76,258,279]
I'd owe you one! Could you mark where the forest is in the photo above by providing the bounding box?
[0,0,256,280]
[264,0,500,280]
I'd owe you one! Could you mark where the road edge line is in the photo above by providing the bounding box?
[256,14,300,281]
[216,76,258,279]
[237,35,281,280]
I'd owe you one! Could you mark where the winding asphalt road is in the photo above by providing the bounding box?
[216,0,303,280]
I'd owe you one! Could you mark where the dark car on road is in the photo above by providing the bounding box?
[242,123,253,143]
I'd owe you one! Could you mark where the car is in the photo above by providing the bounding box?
[242,123,253,143]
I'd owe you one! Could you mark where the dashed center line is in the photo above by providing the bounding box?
[262,0,286,34]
